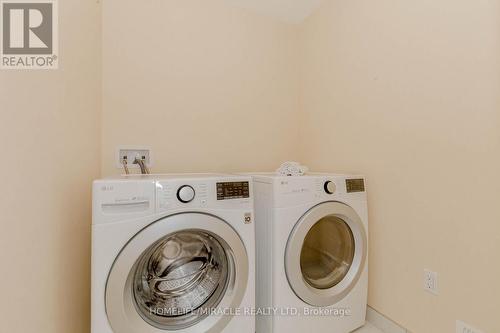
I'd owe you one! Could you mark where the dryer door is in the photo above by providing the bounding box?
[285,202,367,307]
[106,213,248,333]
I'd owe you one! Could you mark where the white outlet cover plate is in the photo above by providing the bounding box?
[116,146,153,169]
[456,320,484,333]
[424,269,438,295]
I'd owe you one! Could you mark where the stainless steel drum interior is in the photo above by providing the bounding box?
[132,230,230,330]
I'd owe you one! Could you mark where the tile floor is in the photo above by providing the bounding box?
[354,322,384,333]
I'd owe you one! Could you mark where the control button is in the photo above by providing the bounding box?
[324,181,336,195]
[177,185,195,203]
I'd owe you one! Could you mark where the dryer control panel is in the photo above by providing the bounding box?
[262,174,366,208]
[345,178,365,193]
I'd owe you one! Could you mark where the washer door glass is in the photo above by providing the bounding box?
[106,213,248,333]
[133,230,229,330]
[300,216,355,290]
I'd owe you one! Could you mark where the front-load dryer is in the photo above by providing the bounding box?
[250,173,368,333]
[92,174,255,333]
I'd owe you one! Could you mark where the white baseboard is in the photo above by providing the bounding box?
[366,306,408,333]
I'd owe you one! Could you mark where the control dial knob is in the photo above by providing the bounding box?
[324,181,336,195]
[177,185,195,203]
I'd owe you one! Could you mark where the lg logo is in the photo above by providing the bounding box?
[1,0,58,69]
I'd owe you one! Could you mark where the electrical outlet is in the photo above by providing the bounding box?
[456,320,484,333]
[116,147,152,169]
[423,269,438,295]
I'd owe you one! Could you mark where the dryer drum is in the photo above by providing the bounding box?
[132,231,229,329]
[300,216,355,290]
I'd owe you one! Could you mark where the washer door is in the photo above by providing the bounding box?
[285,202,367,307]
[106,213,248,333]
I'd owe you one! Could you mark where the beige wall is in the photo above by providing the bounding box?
[0,1,101,332]
[101,0,301,176]
[299,1,500,332]
[2,1,499,332]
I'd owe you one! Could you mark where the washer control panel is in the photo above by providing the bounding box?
[156,176,252,212]
[216,181,250,200]
[177,185,196,203]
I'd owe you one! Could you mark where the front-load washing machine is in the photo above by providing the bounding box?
[92,174,255,333]
[250,173,368,333]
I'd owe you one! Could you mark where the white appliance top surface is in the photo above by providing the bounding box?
[100,173,248,181]
[244,172,364,179]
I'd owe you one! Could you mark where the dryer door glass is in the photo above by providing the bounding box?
[300,216,355,289]
[132,230,229,330]
[285,202,367,307]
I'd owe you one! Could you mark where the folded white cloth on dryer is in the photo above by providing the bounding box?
[276,162,309,176]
